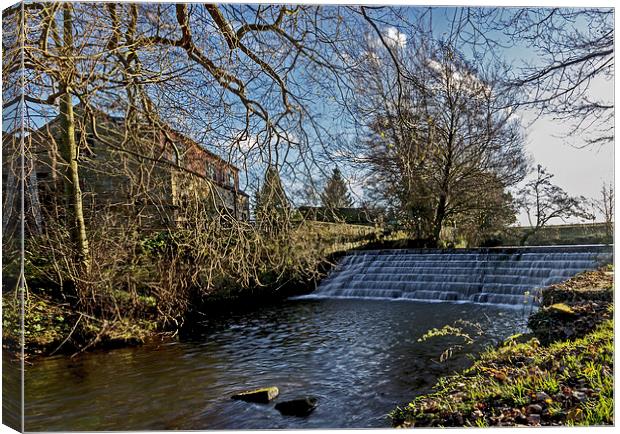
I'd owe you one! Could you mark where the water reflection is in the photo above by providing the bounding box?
[25,299,528,430]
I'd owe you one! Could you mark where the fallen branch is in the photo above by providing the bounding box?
[49,313,83,356]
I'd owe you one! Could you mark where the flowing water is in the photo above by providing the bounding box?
[301,246,613,305]
[20,246,611,430]
[24,300,529,430]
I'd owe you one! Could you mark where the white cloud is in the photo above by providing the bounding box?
[425,59,490,98]
[366,26,407,54]
[383,27,407,49]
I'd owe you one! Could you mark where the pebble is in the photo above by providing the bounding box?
[527,414,541,425]
[527,404,543,415]
[515,413,528,425]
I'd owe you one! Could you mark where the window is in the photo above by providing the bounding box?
[206,163,217,180]
[227,171,235,188]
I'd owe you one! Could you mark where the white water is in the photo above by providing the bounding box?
[301,247,613,306]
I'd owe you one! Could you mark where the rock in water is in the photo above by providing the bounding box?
[275,397,318,417]
[231,386,279,403]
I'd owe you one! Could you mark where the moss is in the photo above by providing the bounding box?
[2,292,71,355]
[547,303,576,316]
[231,386,280,403]
[392,320,613,427]
[392,267,614,428]
[2,290,160,357]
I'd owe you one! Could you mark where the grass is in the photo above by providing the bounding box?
[391,267,614,427]
[504,222,612,246]
[391,319,613,427]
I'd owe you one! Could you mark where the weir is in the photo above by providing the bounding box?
[302,246,613,306]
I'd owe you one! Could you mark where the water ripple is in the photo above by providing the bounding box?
[23,299,528,430]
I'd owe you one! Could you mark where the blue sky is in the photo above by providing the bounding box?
[3,2,613,225]
[335,5,614,225]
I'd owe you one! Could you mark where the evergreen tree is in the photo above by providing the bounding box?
[321,167,353,209]
[255,165,290,233]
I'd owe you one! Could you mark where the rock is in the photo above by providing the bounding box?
[572,391,586,402]
[423,401,439,413]
[535,391,551,402]
[446,412,464,426]
[515,412,528,425]
[527,414,541,426]
[527,404,543,415]
[231,386,279,403]
[275,397,318,417]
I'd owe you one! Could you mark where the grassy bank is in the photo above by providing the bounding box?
[391,267,614,427]
[506,223,612,246]
[2,290,161,357]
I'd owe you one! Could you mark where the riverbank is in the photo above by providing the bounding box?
[391,266,614,427]
[1,247,346,359]
[1,291,162,358]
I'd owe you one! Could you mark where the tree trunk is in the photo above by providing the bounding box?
[432,118,455,247]
[432,193,447,246]
[59,4,90,273]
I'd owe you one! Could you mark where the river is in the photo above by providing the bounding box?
[23,298,529,430]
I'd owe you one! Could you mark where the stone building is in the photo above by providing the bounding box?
[2,107,249,236]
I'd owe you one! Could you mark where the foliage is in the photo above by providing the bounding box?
[140,231,176,257]
[2,292,69,354]
[417,320,485,362]
[321,167,353,209]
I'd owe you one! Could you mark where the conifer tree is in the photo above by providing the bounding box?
[255,165,290,233]
[321,167,353,209]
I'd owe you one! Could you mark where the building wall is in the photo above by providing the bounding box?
[14,111,250,233]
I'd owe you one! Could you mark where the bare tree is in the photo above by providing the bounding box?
[3,2,384,339]
[593,182,614,238]
[446,7,614,146]
[502,8,613,146]
[349,35,527,245]
[518,165,594,245]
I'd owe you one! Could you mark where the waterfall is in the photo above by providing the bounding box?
[298,246,613,306]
